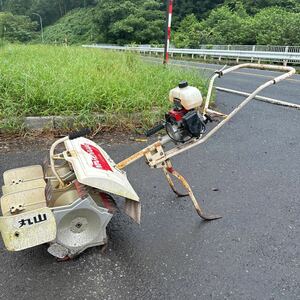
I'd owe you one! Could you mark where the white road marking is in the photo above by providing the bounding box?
[216,86,300,110]
[143,57,300,84]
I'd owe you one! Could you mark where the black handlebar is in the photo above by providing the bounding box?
[145,123,165,137]
[69,128,91,140]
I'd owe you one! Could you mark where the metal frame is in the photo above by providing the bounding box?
[49,136,69,188]
[116,63,295,220]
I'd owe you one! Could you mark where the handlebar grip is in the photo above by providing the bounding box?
[68,128,91,140]
[145,123,165,137]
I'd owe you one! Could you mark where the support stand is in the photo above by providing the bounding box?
[163,160,222,221]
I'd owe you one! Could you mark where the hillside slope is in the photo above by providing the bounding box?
[43,8,98,45]
[34,0,300,46]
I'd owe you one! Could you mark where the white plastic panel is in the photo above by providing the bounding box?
[63,137,139,201]
[0,207,56,251]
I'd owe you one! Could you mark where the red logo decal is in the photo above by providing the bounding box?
[81,143,112,171]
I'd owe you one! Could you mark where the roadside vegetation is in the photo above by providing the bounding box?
[0,0,300,46]
[42,8,96,45]
[174,4,300,47]
[0,44,208,131]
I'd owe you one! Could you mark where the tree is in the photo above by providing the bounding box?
[202,3,252,44]
[0,0,98,26]
[173,14,203,48]
[225,0,300,14]
[252,7,300,45]
[94,0,137,43]
[0,12,37,42]
[172,0,225,28]
[174,3,253,47]
[174,2,300,47]
[94,0,164,45]
[42,7,98,44]
[1,0,300,46]
[1,0,33,15]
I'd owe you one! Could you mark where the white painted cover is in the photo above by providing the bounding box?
[0,207,56,251]
[169,85,203,110]
[63,137,139,201]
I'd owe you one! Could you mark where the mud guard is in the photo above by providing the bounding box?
[63,138,141,223]
[0,207,56,251]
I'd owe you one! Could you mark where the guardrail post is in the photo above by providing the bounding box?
[251,45,255,62]
[283,46,289,66]
[192,54,194,59]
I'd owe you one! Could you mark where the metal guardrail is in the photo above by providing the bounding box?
[82,44,300,65]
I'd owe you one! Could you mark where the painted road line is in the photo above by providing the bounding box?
[143,57,300,84]
[216,86,300,110]
[170,62,300,84]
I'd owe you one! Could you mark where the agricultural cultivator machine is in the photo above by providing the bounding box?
[0,64,295,260]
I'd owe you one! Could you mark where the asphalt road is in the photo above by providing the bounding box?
[0,61,299,300]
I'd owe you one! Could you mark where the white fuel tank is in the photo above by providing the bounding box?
[169,81,203,110]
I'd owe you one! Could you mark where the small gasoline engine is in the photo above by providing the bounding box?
[146,81,206,143]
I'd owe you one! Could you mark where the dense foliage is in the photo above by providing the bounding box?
[43,8,97,44]
[0,12,37,42]
[174,3,300,47]
[225,0,300,14]
[0,0,97,26]
[93,0,165,45]
[0,0,300,46]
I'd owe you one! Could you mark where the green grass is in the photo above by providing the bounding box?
[0,44,209,131]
